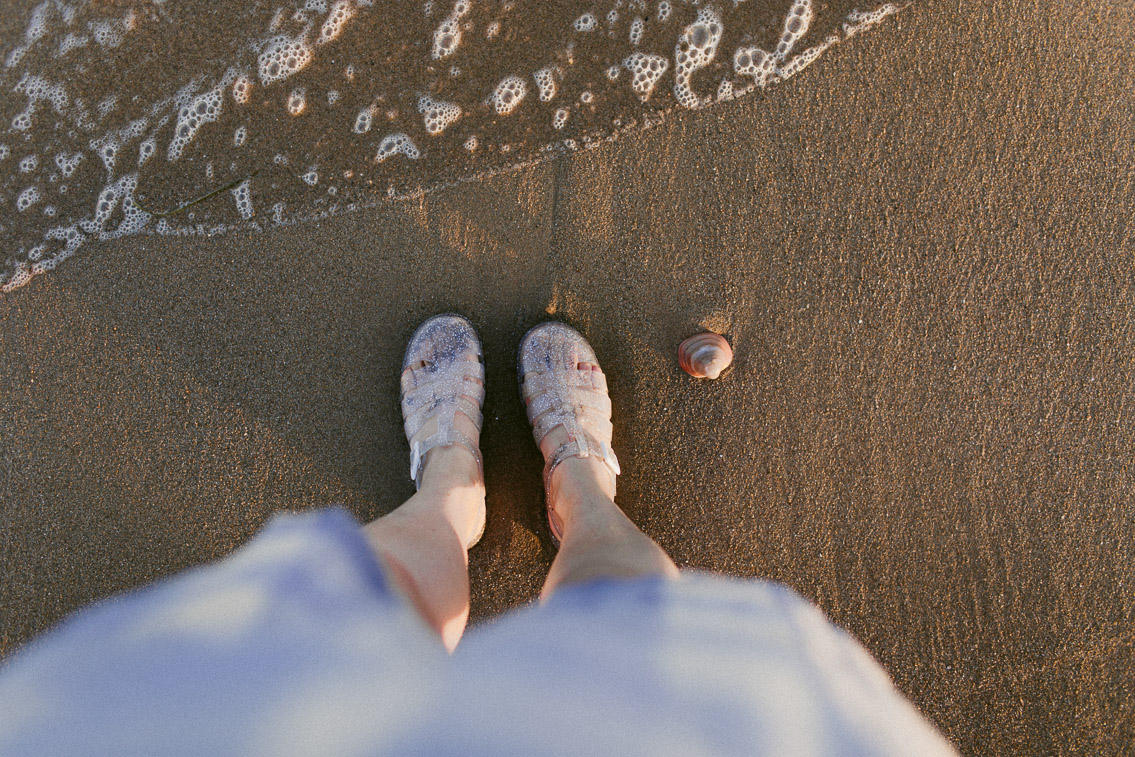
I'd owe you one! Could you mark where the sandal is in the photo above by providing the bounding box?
[518,322,620,546]
[400,314,486,544]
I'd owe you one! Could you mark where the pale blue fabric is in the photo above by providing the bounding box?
[0,509,957,756]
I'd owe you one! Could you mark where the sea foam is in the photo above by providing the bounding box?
[0,0,913,293]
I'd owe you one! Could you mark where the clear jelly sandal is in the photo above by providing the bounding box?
[400,314,486,546]
[518,322,620,546]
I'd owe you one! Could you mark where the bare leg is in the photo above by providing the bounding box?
[539,411,679,601]
[361,437,484,653]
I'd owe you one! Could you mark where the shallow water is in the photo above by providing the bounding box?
[0,0,908,292]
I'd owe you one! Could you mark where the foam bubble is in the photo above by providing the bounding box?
[353,107,373,133]
[657,1,671,22]
[302,169,319,185]
[418,94,461,135]
[606,66,620,80]
[486,21,501,39]
[6,0,53,65]
[606,9,618,25]
[168,87,223,160]
[233,126,247,147]
[6,48,27,69]
[58,33,89,56]
[137,138,155,165]
[777,33,839,80]
[673,6,723,109]
[775,0,812,60]
[19,156,38,173]
[26,2,51,44]
[432,0,472,59]
[81,182,123,232]
[533,67,557,101]
[121,118,149,142]
[16,187,40,212]
[463,135,478,151]
[55,152,82,176]
[375,133,420,162]
[12,75,69,131]
[105,175,150,238]
[91,20,125,48]
[258,33,314,85]
[630,16,645,46]
[96,95,118,119]
[0,145,10,160]
[318,0,356,44]
[90,135,118,173]
[573,14,597,32]
[232,75,253,104]
[580,90,593,104]
[287,88,307,115]
[733,46,775,87]
[231,179,253,219]
[43,206,56,217]
[489,75,527,115]
[844,3,900,37]
[553,108,568,129]
[22,223,84,278]
[623,52,668,101]
[327,90,340,104]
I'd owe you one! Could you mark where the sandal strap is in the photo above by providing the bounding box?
[402,358,485,392]
[524,384,611,424]
[544,433,620,491]
[409,430,483,492]
[522,371,613,448]
[522,368,607,395]
[403,391,484,440]
[532,409,612,447]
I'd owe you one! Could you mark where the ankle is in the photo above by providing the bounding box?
[415,446,485,548]
[419,445,483,492]
[548,456,617,526]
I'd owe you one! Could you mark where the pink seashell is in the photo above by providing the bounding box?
[679,332,733,379]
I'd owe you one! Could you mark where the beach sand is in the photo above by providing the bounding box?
[2,0,1133,753]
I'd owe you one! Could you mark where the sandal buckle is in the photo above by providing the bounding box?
[601,441,621,476]
[409,442,422,485]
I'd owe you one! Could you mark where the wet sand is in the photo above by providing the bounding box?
[1,0,1133,754]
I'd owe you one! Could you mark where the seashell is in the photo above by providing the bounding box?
[679,332,733,379]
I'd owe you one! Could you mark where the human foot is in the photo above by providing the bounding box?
[518,322,620,545]
[401,314,486,546]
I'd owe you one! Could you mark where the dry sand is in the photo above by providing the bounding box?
[2,0,1133,754]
